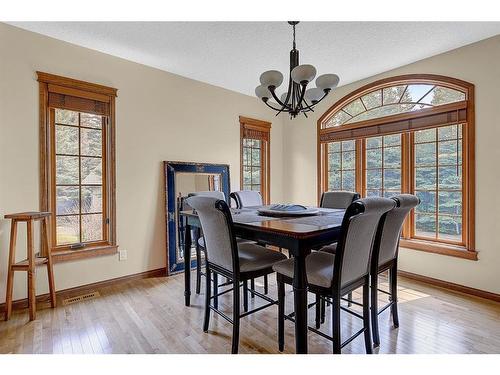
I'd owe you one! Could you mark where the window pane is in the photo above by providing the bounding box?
[342,151,355,169]
[328,171,341,190]
[366,169,382,189]
[415,143,436,166]
[383,146,401,167]
[438,140,460,165]
[438,166,461,190]
[383,191,399,198]
[420,87,465,106]
[438,124,461,141]
[361,90,382,110]
[328,152,341,169]
[383,134,401,146]
[325,111,351,128]
[56,215,80,245]
[384,169,401,190]
[251,148,261,165]
[366,137,382,149]
[56,125,79,155]
[342,171,355,191]
[341,140,355,151]
[82,186,103,213]
[343,99,365,117]
[383,85,406,104]
[81,128,102,157]
[81,157,102,184]
[415,213,436,238]
[438,191,462,215]
[415,191,436,213]
[242,149,249,165]
[243,167,251,185]
[55,109,78,125]
[82,214,103,242]
[80,113,102,129]
[251,168,261,185]
[56,186,79,215]
[366,149,382,168]
[415,128,436,143]
[328,142,341,153]
[253,139,262,148]
[438,215,462,241]
[56,156,79,184]
[405,84,434,102]
[415,167,436,190]
[366,189,382,197]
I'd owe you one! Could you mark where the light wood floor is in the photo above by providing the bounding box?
[1,271,499,354]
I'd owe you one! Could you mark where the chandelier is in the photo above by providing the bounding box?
[255,21,340,119]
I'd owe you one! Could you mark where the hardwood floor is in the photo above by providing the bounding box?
[1,271,499,354]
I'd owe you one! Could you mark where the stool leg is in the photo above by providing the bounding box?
[27,219,36,321]
[43,217,56,308]
[5,219,18,321]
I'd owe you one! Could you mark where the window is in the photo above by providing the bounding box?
[318,74,475,260]
[239,116,271,204]
[38,72,117,261]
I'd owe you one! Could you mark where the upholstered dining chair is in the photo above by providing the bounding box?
[369,194,419,347]
[320,191,361,210]
[186,196,287,354]
[272,197,395,354]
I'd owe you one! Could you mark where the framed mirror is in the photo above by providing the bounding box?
[163,161,230,274]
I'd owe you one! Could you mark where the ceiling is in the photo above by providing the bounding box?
[9,22,500,96]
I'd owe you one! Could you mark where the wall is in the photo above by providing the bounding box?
[0,23,283,303]
[283,35,500,294]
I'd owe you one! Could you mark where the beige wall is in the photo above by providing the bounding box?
[0,23,284,303]
[283,35,500,294]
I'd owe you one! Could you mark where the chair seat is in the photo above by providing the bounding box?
[319,242,337,254]
[238,243,287,273]
[273,251,335,288]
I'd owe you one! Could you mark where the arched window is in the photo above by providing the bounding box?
[318,74,475,259]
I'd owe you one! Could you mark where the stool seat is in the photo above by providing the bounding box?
[4,212,51,220]
[4,211,56,321]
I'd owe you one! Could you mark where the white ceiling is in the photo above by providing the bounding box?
[9,22,500,96]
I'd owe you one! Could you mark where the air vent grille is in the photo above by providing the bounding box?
[62,291,100,306]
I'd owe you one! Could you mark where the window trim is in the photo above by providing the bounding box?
[239,116,271,204]
[317,74,476,259]
[38,72,118,262]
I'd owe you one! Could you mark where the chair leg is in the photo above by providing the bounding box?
[371,271,380,347]
[243,280,249,312]
[320,297,326,324]
[213,272,218,309]
[42,218,56,308]
[195,245,202,295]
[203,265,211,332]
[347,291,353,307]
[232,279,240,354]
[263,274,268,295]
[315,294,321,329]
[390,264,399,328]
[277,277,285,352]
[27,219,36,321]
[363,282,373,354]
[5,219,17,321]
[250,279,255,299]
[332,296,341,354]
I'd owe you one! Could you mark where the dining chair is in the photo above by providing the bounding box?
[272,197,395,354]
[230,190,272,296]
[369,194,419,347]
[320,191,361,210]
[186,196,287,354]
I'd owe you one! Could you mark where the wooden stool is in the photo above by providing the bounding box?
[4,212,56,321]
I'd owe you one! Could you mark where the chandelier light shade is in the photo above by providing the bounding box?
[255,21,340,118]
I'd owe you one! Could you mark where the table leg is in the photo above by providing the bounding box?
[292,252,308,354]
[184,224,192,306]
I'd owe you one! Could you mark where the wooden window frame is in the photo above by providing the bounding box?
[38,72,118,262]
[239,116,271,204]
[317,74,476,260]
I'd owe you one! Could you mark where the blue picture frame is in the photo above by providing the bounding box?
[164,161,231,274]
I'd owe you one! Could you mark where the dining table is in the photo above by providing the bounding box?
[180,205,345,354]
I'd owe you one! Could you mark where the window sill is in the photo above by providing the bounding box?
[400,239,477,261]
[52,245,118,263]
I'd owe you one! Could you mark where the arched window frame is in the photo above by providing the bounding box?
[317,74,476,260]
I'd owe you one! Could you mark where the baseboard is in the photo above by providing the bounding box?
[0,267,167,314]
[398,270,500,303]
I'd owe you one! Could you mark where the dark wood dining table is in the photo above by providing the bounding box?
[180,206,345,354]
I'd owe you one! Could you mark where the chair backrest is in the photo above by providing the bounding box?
[334,197,395,288]
[374,194,419,267]
[185,196,237,272]
[230,190,263,208]
[320,191,360,210]
[188,190,226,200]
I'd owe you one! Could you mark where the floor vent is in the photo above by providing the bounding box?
[62,291,100,306]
